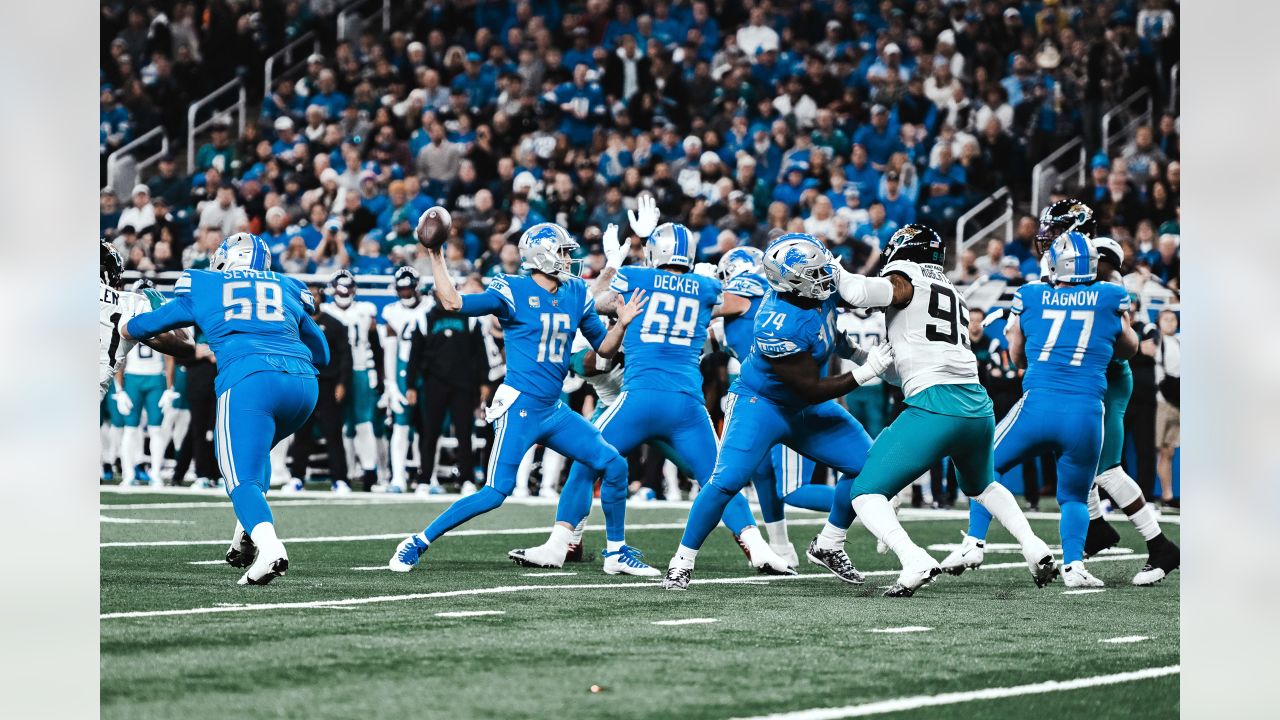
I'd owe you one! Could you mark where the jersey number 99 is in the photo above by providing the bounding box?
[925,284,970,348]
[639,292,698,346]
[224,280,285,322]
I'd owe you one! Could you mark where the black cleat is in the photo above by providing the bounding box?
[805,538,866,584]
[662,566,692,590]
[243,558,288,586]
[1133,535,1180,586]
[883,567,942,598]
[1031,555,1060,588]
[1084,516,1121,558]
[225,531,257,568]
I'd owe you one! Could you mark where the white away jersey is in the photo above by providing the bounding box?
[571,330,623,407]
[835,309,887,386]
[381,297,435,363]
[99,283,148,397]
[122,340,166,376]
[881,260,980,397]
[323,300,379,371]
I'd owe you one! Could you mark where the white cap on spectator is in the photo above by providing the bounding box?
[884,42,901,56]
[513,171,537,193]
[683,136,703,153]
[266,206,287,223]
[307,53,325,65]
[131,184,150,197]
[700,151,721,167]
[938,29,956,46]
[320,168,339,184]
[1004,7,1021,19]
[1000,256,1020,269]
[826,20,841,32]
[408,41,425,54]
[274,116,294,131]
[324,217,343,232]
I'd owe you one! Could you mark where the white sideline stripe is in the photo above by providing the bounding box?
[651,618,719,626]
[187,560,226,566]
[435,610,505,618]
[521,571,578,577]
[867,626,931,634]
[728,665,1180,720]
[351,566,388,571]
[1100,635,1151,644]
[100,515,192,525]
[102,554,1147,620]
[1063,589,1106,595]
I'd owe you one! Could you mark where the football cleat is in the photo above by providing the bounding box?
[1022,537,1059,588]
[773,542,800,570]
[747,543,798,576]
[805,538,865,584]
[282,478,304,493]
[1132,536,1180,586]
[387,482,405,494]
[1084,517,1121,558]
[388,535,427,572]
[332,479,352,494]
[1062,560,1105,588]
[940,533,985,575]
[602,545,661,577]
[883,549,942,598]
[101,464,114,484]
[237,546,287,586]
[565,542,593,563]
[508,543,567,569]
[662,565,693,590]
[225,527,257,569]
[460,481,478,497]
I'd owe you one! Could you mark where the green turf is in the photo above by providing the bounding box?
[101,491,1179,720]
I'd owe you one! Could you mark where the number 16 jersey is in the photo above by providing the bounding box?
[610,266,721,396]
[881,260,980,398]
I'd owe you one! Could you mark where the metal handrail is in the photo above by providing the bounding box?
[264,31,321,97]
[186,78,247,169]
[1102,87,1153,153]
[106,126,168,194]
[954,186,1013,263]
[1030,137,1086,215]
[337,0,391,41]
[1168,64,1179,114]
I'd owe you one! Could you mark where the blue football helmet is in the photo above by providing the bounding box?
[645,222,695,270]
[1047,231,1098,284]
[211,232,272,271]
[717,246,764,282]
[761,233,837,300]
[519,222,581,280]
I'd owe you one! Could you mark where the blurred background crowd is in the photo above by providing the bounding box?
[100,0,1180,506]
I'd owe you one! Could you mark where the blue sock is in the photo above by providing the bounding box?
[230,483,273,534]
[784,484,834,513]
[678,481,737,550]
[424,486,506,543]
[826,476,857,530]
[1059,500,1089,563]
[752,471,785,524]
[967,501,994,540]
[555,462,596,527]
[598,456,629,543]
[720,493,756,535]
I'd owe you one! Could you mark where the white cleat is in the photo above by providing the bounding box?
[748,543,798,576]
[884,549,942,598]
[388,535,426,572]
[1022,537,1059,588]
[601,545,662,576]
[331,480,352,494]
[773,543,800,570]
[460,481,478,497]
[237,544,288,586]
[940,534,985,576]
[281,478,304,493]
[1062,560,1105,588]
[508,542,567,569]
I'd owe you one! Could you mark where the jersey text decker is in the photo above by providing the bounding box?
[610,266,721,395]
[1011,280,1130,400]
[459,274,606,402]
[737,291,840,408]
[881,260,980,397]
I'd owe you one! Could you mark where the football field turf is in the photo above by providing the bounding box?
[101,489,1180,720]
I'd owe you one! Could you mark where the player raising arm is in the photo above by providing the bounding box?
[387,210,645,573]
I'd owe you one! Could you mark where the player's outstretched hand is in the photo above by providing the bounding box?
[159,388,180,414]
[865,342,895,376]
[627,194,659,239]
[602,223,626,270]
[616,289,649,327]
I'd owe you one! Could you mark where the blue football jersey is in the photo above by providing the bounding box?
[721,271,769,361]
[126,269,320,396]
[1012,281,1130,400]
[459,274,606,402]
[736,291,840,407]
[610,266,721,395]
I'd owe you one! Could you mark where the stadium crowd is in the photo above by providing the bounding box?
[101,0,1180,504]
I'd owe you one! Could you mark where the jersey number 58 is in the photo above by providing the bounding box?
[224,280,285,322]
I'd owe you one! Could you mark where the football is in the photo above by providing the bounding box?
[416,206,452,250]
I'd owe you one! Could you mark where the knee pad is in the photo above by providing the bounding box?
[1095,466,1143,507]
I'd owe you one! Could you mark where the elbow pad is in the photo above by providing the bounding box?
[837,273,895,308]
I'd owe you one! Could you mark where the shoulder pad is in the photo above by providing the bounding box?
[173,270,196,295]
[881,260,922,281]
[724,273,768,298]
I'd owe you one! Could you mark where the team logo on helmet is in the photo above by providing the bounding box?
[882,223,945,269]
[519,222,581,280]
[101,241,124,287]
[762,233,837,300]
[1037,199,1095,254]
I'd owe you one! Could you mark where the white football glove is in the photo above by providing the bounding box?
[384,387,406,415]
[159,388,180,413]
[602,223,626,270]
[692,262,717,278]
[627,193,659,239]
[114,386,134,415]
[981,307,1010,329]
[851,342,895,385]
[844,340,872,365]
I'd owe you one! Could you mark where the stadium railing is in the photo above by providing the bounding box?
[264,31,322,101]
[954,185,1013,266]
[186,78,247,170]
[337,0,391,41]
[1169,64,1179,115]
[106,126,168,200]
[1102,87,1154,156]
[1030,136,1087,217]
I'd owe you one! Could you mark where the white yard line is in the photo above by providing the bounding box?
[100,516,192,525]
[435,610,505,618]
[102,554,1146,621]
[728,665,1179,720]
[867,627,931,634]
[651,618,719,626]
[1063,589,1107,595]
[1100,635,1151,644]
[521,571,578,577]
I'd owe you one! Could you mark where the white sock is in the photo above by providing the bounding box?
[548,524,573,552]
[230,520,246,547]
[765,520,791,549]
[120,426,142,481]
[354,422,378,474]
[390,425,410,485]
[813,521,847,551]
[671,544,699,568]
[1087,484,1104,520]
[249,522,285,558]
[606,539,625,553]
[851,495,916,558]
[148,426,168,477]
[974,483,1040,548]
[738,526,771,555]
[542,449,565,490]
[516,446,537,493]
[571,518,587,545]
[1132,504,1163,542]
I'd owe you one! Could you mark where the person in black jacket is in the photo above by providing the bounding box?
[288,283,353,490]
[406,276,490,485]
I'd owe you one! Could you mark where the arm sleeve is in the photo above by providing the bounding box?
[838,271,895,308]
[1009,286,1027,316]
[126,295,196,340]
[579,295,609,350]
[299,313,330,368]
[608,267,632,296]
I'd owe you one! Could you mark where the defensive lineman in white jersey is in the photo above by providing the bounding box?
[323,270,384,489]
[99,242,191,400]
[380,267,434,491]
